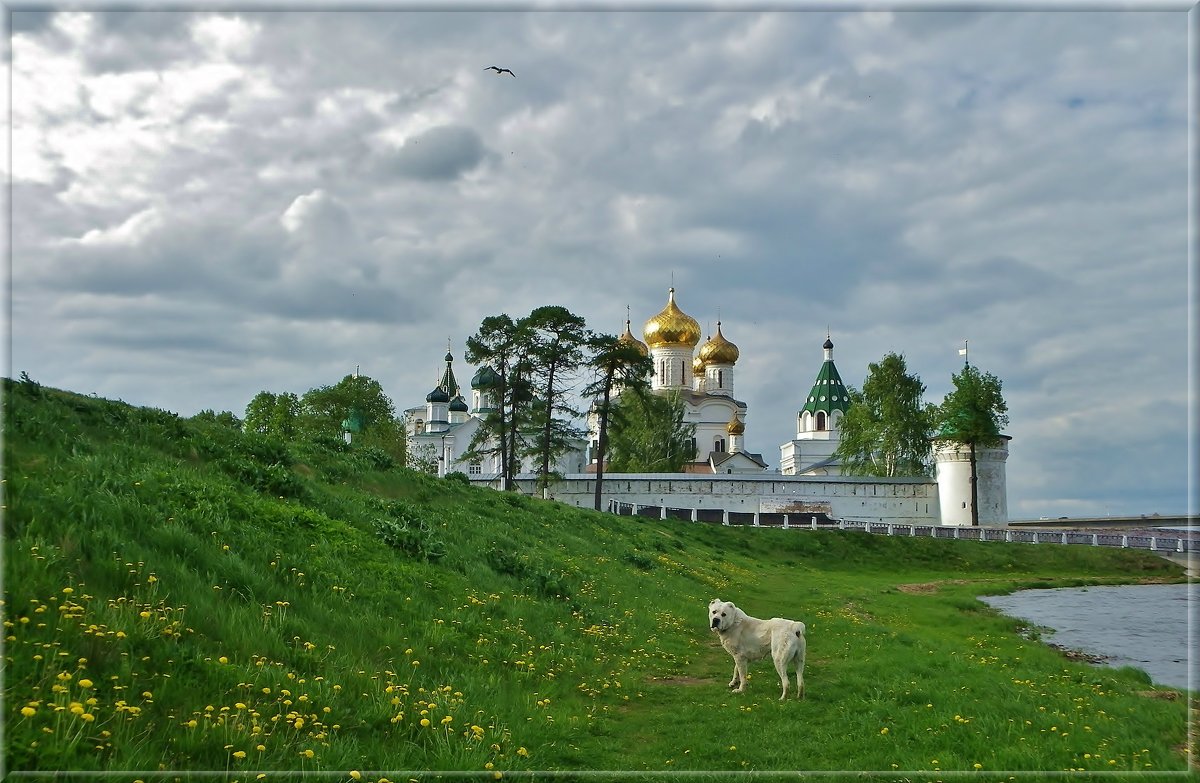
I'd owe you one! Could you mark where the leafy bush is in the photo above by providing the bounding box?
[444,471,470,485]
[375,502,446,561]
[355,446,395,471]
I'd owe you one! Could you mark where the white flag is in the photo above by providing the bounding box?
[958,348,968,355]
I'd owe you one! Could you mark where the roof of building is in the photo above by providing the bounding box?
[698,321,740,366]
[709,450,768,470]
[801,338,851,417]
[643,287,701,349]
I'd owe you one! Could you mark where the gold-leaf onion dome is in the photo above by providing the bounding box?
[726,413,745,435]
[643,288,702,349]
[692,354,707,377]
[618,319,649,356]
[698,321,740,365]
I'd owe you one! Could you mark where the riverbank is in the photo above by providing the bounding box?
[982,583,1197,691]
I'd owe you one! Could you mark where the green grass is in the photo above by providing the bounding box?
[3,376,1194,782]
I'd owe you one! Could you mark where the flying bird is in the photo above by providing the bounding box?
[485,66,515,77]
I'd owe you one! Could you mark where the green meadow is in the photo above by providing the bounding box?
[3,377,1194,782]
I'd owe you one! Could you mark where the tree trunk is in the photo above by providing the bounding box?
[593,378,614,511]
[969,440,979,526]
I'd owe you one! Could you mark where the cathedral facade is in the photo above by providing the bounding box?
[586,287,767,473]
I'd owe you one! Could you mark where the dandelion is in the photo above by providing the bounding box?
[78,679,93,689]
[300,749,314,759]
[219,656,229,664]
[257,744,266,752]
[350,772,362,781]
[420,718,431,727]
[20,707,35,717]
[517,747,530,757]
[973,763,983,769]
[233,751,247,760]
[80,713,96,722]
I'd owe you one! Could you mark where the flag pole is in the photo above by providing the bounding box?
[959,340,969,367]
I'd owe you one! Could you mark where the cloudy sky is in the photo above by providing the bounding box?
[6,8,1193,519]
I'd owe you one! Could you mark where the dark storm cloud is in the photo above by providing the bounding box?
[381,124,487,181]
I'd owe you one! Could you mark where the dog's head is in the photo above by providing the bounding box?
[709,599,738,632]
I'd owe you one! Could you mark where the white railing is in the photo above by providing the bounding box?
[605,501,1195,554]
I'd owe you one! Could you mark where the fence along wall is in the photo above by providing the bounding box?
[606,511,1197,555]
[498,473,942,525]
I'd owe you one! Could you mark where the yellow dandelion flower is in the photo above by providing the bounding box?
[78,679,93,688]
[880,727,889,735]
[517,747,529,757]
[257,744,266,752]
[350,772,362,781]
[20,707,35,717]
[300,749,314,759]
[62,587,74,594]
[219,656,229,664]
[80,713,95,722]
[232,751,247,760]
[420,718,431,727]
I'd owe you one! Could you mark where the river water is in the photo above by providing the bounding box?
[980,583,1196,691]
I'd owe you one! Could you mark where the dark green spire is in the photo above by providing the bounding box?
[800,337,851,417]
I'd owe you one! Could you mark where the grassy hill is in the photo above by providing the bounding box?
[3,376,1192,781]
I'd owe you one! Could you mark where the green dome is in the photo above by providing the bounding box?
[471,365,499,390]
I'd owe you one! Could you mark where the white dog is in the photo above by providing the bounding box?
[708,598,806,700]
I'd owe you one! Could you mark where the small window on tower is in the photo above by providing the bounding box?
[816,412,826,431]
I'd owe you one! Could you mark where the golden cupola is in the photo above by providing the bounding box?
[692,354,707,377]
[698,321,740,365]
[643,288,702,350]
[618,319,649,356]
[726,412,745,435]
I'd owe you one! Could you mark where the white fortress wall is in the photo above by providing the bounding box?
[489,473,941,525]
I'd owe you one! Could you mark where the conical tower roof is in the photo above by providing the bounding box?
[801,337,851,416]
[437,351,460,398]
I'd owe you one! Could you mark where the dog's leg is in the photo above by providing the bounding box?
[728,661,740,689]
[772,651,790,700]
[732,657,749,693]
[795,633,807,700]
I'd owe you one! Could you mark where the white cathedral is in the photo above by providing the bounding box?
[404,287,855,479]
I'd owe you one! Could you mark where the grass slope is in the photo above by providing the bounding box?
[2,377,1193,781]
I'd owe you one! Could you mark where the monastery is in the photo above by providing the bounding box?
[403,288,1010,526]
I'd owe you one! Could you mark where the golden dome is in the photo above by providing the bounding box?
[618,319,649,356]
[726,412,745,435]
[692,354,707,376]
[643,288,701,349]
[698,321,740,365]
